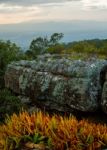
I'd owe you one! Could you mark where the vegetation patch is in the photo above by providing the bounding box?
[0,111,107,150]
[0,89,22,122]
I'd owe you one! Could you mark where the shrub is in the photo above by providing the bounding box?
[47,44,64,54]
[0,40,25,88]
[0,89,22,122]
[0,111,107,150]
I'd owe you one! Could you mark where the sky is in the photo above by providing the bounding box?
[0,0,107,24]
[0,0,107,48]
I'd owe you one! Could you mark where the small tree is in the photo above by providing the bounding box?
[49,33,64,45]
[28,33,64,57]
[29,37,49,56]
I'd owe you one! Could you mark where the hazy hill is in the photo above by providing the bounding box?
[0,20,107,50]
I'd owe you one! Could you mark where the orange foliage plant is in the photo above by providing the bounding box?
[0,111,107,150]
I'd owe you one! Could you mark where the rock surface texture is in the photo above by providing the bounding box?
[4,57,107,113]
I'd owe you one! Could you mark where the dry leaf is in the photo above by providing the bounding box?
[25,142,45,150]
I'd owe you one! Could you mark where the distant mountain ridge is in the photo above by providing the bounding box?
[0,20,107,50]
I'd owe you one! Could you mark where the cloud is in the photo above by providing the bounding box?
[0,3,41,13]
[0,1,82,24]
[0,0,107,24]
[0,0,82,6]
[82,0,107,10]
[0,0,68,5]
[0,3,42,24]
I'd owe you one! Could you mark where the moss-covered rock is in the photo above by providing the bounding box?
[4,58,107,113]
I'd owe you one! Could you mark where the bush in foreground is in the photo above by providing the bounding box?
[0,111,107,150]
[0,89,22,121]
[0,40,26,88]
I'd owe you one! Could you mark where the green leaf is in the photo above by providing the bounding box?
[21,135,33,142]
[86,134,94,144]
[47,138,52,148]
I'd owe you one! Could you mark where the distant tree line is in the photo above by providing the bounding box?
[26,34,107,58]
[64,39,107,55]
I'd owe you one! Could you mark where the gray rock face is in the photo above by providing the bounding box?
[101,67,107,113]
[4,58,107,113]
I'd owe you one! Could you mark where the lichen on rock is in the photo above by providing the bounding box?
[4,57,107,114]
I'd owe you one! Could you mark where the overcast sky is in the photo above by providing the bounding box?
[0,0,107,24]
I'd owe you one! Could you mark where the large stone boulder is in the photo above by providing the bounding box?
[101,66,107,113]
[4,58,107,113]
